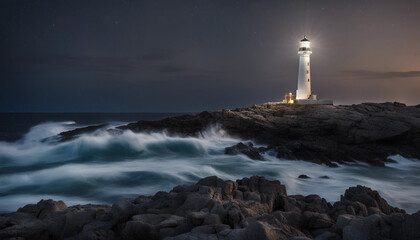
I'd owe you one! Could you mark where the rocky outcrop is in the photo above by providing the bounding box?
[59,102,420,167]
[224,142,265,160]
[0,176,416,240]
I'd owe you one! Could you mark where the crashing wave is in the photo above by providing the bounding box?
[0,122,419,213]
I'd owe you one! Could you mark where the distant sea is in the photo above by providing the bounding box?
[0,112,419,214]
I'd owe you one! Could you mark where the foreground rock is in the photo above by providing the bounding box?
[59,102,420,166]
[1,176,417,240]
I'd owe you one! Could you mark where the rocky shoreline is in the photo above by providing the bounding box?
[59,102,420,167]
[1,176,418,240]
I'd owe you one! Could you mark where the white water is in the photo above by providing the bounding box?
[0,122,419,213]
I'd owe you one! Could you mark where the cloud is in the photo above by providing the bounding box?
[342,70,420,79]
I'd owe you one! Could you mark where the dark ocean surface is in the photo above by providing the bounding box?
[0,113,419,214]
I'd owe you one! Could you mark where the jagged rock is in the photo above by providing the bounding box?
[225,142,265,160]
[238,212,307,240]
[1,176,419,240]
[21,199,68,219]
[289,195,332,214]
[237,176,287,211]
[197,176,236,198]
[237,176,287,196]
[343,185,405,215]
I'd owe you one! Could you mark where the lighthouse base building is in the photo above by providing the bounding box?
[282,36,333,105]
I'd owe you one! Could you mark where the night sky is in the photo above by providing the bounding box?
[1,0,419,112]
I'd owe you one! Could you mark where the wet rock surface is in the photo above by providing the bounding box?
[1,176,417,240]
[224,142,265,160]
[59,102,420,166]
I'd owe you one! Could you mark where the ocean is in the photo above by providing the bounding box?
[0,113,419,214]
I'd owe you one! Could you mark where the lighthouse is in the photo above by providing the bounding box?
[296,36,312,100]
[281,36,333,105]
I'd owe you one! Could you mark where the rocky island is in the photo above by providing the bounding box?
[61,102,420,167]
[1,176,419,240]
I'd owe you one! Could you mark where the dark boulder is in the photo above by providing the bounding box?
[18,199,67,219]
[298,175,310,179]
[343,185,405,215]
[197,175,236,198]
[225,142,265,160]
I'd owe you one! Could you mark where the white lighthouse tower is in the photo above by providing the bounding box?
[281,36,332,105]
[296,36,313,100]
